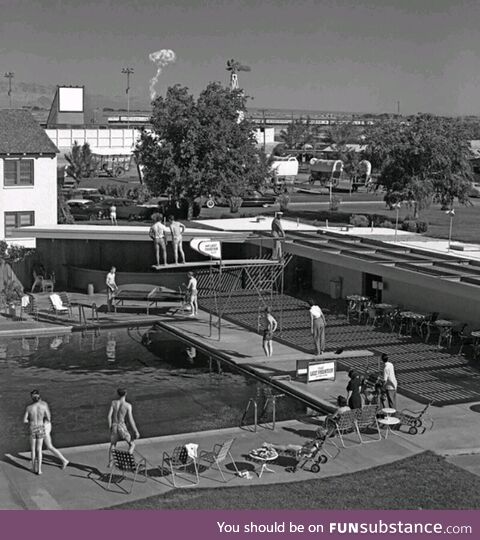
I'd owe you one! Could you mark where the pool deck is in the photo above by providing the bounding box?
[1,296,480,509]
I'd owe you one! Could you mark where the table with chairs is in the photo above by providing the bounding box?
[432,319,462,349]
[398,311,426,337]
[346,295,370,323]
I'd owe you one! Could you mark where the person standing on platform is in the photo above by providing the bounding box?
[149,214,168,266]
[110,203,117,226]
[271,212,285,260]
[381,353,397,409]
[168,215,186,264]
[106,266,118,313]
[187,272,198,317]
[262,307,278,357]
[308,299,326,355]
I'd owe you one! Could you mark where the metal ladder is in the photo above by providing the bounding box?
[240,391,285,432]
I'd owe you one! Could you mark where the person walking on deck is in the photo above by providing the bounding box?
[262,307,278,357]
[271,212,285,260]
[108,388,140,465]
[187,272,198,317]
[106,266,118,313]
[41,398,69,469]
[308,299,326,355]
[381,353,398,409]
[23,390,48,474]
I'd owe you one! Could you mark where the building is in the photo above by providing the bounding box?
[0,109,59,246]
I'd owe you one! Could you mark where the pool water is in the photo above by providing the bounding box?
[0,326,305,456]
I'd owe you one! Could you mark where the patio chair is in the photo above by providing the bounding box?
[331,410,360,448]
[59,292,74,316]
[355,404,382,444]
[198,438,240,482]
[365,306,379,327]
[49,293,70,317]
[162,445,199,488]
[107,449,148,494]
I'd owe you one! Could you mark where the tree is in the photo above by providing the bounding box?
[366,115,473,217]
[136,82,268,217]
[279,116,315,149]
[65,142,94,182]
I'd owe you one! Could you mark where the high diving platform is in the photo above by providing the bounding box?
[151,258,282,270]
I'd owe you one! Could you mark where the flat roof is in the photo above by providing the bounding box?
[195,217,320,232]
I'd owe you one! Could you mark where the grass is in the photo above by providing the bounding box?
[108,451,480,510]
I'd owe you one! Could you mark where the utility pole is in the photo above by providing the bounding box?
[121,67,134,129]
[262,109,266,151]
[397,100,400,116]
[4,72,14,109]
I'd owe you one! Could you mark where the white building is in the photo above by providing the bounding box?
[0,110,59,247]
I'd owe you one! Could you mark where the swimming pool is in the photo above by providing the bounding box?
[0,326,305,456]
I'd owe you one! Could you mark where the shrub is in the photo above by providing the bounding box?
[380,220,394,229]
[401,219,418,232]
[350,214,369,227]
[417,220,428,233]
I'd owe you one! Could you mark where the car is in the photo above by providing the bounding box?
[468,182,480,198]
[205,190,276,208]
[66,199,99,221]
[96,198,156,221]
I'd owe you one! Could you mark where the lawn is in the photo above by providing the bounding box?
[108,451,480,510]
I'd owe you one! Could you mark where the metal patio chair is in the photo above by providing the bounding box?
[355,404,382,444]
[198,438,240,482]
[107,449,148,494]
[162,445,199,488]
[331,410,361,448]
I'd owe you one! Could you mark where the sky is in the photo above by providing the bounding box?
[1,0,480,115]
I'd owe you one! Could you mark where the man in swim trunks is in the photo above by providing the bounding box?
[168,215,186,264]
[23,389,50,475]
[149,214,168,266]
[107,388,140,464]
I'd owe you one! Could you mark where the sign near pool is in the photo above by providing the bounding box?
[296,359,336,382]
[190,238,222,259]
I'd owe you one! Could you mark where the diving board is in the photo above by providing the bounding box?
[151,258,282,270]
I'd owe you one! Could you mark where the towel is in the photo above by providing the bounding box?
[184,443,199,459]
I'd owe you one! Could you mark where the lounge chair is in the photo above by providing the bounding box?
[107,449,148,494]
[162,445,199,488]
[49,293,70,317]
[198,438,240,482]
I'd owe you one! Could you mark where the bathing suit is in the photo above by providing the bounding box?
[263,329,273,341]
[110,422,131,444]
[30,424,46,439]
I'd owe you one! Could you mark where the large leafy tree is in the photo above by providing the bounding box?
[367,115,473,217]
[279,116,315,149]
[136,83,268,216]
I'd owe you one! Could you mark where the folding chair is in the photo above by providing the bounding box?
[162,445,199,488]
[107,449,147,494]
[332,410,361,448]
[355,405,382,443]
[49,293,70,317]
[198,438,240,482]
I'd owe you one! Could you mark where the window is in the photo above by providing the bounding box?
[4,159,34,186]
[4,211,35,237]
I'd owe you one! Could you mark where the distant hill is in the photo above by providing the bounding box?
[0,80,151,119]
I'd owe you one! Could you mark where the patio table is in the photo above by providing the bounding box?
[399,311,426,336]
[249,447,278,478]
[434,320,461,348]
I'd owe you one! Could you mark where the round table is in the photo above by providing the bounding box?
[378,416,401,439]
[249,449,278,478]
[382,408,396,416]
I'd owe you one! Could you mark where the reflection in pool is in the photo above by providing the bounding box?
[0,326,305,455]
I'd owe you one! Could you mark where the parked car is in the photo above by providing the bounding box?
[205,190,276,208]
[96,198,156,221]
[468,182,480,198]
[71,188,105,203]
[66,199,99,221]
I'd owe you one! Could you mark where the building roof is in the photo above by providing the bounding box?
[0,109,59,155]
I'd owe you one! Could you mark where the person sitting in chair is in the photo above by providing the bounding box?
[31,264,46,293]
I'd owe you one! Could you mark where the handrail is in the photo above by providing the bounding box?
[259,393,285,431]
[240,398,258,432]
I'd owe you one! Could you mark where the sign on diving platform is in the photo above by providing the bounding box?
[190,238,222,259]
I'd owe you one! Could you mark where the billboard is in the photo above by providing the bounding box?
[58,87,84,112]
